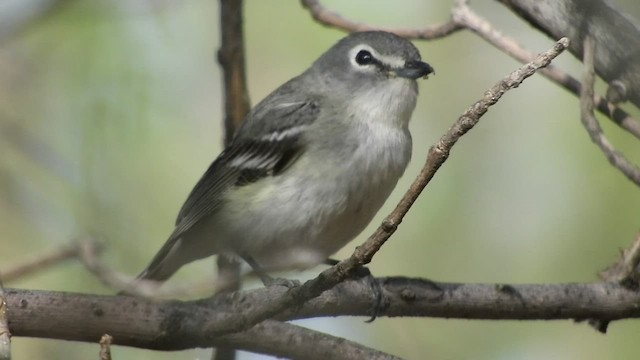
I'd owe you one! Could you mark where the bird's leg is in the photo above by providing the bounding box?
[323,258,387,322]
[241,253,300,288]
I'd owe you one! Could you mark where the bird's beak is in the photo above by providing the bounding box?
[394,60,434,80]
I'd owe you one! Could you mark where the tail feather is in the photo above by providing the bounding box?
[118,237,183,295]
[137,236,184,281]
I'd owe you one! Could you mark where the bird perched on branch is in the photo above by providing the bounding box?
[133,31,433,286]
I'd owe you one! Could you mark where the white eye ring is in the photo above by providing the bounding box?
[349,45,379,70]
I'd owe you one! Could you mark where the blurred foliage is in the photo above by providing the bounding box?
[1,0,640,359]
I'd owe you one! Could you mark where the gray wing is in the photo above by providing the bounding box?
[136,135,307,281]
[173,131,301,235]
[175,100,319,224]
[136,84,321,281]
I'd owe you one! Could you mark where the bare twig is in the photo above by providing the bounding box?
[301,0,463,39]
[99,334,112,360]
[218,0,251,145]
[299,0,640,140]
[0,241,99,283]
[579,38,640,187]
[451,0,640,140]
[497,0,640,110]
[0,282,10,360]
[199,38,570,338]
[601,233,640,287]
[76,238,232,298]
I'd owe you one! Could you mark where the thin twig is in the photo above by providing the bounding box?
[99,334,112,360]
[451,0,640,141]
[201,38,571,338]
[218,0,251,145]
[0,241,98,283]
[299,0,640,140]
[579,38,640,187]
[601,233,640,287]
[301,0,463,39]
[76,239,231,298]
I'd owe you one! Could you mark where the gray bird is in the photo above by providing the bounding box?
[134,31,433,284]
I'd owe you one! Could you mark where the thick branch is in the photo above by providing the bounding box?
[6,278,640,350]
[200,277,640,322]
[6,285,404,358]
[222,321,399,360]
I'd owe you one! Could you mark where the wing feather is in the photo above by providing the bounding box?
[172,98,320,241]
[137,78,321,281]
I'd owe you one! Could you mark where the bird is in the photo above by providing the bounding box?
[133,31,433,286]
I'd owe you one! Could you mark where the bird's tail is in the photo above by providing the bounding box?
[118,237,184,295]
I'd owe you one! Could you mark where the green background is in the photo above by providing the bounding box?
[2,1,640,359]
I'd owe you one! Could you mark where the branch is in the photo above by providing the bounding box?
[6,286,403,358]
[200,277,640,322]
[601,233,640,287]
[595,232,640,332]
[221,320,400,360]
[216,0,251,357]
[452,1,640,141]
[0,241,97,283]
[6,278,640,350]
[497,0,640,110]
[75,238,229,298]
[299,0,640,141]
[579,37,640,187]
[218,0,251,145]
[301,0,463,39]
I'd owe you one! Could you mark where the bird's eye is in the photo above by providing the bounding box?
[355,50,374,65]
